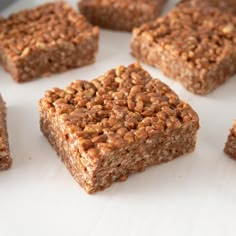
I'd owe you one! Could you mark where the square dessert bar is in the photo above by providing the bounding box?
[78,0,166,31]
[39,63,199,193]
[224,121,236,159]
[131,1,236,95]
[0,2,99,82]
[0,95,12,171]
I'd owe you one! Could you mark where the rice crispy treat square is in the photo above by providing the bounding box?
[78,0,166,31]
[39,63,199,193]
[0,2,99,82]
[131,1,236,95]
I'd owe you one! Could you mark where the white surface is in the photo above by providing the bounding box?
[1,1,236,235]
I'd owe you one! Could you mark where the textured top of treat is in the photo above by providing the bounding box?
[40,63,199,159]
[0,2,99,60]
[133,1,236,70]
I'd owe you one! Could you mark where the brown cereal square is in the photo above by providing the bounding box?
[131,1,236,95]
[224,121,236,159]
[0,2,99,82]
[78,0,166,31]
[0,95,12,171]
[39,63,199,193]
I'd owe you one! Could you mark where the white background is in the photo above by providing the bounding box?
[1,0,236,235]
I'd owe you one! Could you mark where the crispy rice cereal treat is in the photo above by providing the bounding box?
[0,2,99,82]
[39,63,199,193]
[79,0,166,31]
[131,1,236,95]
